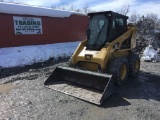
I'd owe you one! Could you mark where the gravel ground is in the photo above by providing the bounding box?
[0,60,160,120]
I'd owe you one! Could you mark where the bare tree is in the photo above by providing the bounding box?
[75,8,82,12]
[116,4,130,15]
[15,0,23,4]
[51,5,68,11]
[8,0,14,2]
[51,5,58,9]
[61,5,67,10]
[146,13,158,23]
[135,13,160,53]
[69,4,76,11]
[83,5,91,14]
[129,12,141,24]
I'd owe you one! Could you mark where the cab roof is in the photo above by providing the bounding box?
[88,11,128,19]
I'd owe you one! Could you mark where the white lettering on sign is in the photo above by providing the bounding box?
[13,16,43,35]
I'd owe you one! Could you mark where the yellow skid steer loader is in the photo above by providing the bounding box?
[44,11,140,105]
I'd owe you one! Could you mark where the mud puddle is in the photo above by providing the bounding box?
[0,83,16,93]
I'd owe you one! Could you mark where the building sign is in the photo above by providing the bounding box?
[13,16,42,35]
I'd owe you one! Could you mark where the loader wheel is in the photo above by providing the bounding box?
[129,54,140,78]
[108,58,129,85]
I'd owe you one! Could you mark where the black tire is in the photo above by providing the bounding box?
[108,57,129,86]
[129,54,140,78]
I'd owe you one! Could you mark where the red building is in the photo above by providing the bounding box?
[0,3,88,48]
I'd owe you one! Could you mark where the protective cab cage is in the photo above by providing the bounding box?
[86,11,129,50]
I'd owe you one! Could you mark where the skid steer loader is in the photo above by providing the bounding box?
[44,11,140,105]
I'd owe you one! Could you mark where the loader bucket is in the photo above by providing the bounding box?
[44,66,116,105]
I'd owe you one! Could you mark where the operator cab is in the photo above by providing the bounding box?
[86,11,128,50]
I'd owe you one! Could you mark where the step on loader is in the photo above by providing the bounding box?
[44,11,140,105]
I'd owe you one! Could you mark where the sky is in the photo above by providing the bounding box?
[4,0,160,16]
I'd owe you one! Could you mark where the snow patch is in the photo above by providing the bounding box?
[0,41,80,68]
[141,45,159,62]
[0,2,86,18]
